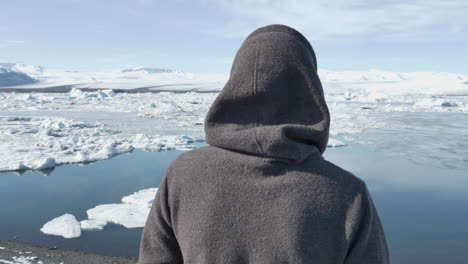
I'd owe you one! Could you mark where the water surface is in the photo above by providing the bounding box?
[1,142,467,263]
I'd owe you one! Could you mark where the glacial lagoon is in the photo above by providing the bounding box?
[1,141,467,263]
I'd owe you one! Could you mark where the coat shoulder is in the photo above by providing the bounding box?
[165,146,222,178]
[318,159,367,192]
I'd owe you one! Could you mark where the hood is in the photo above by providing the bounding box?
[204,24,330,164]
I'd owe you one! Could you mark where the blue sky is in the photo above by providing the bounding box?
[1,0,467,74]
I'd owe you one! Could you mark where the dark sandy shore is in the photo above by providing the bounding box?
[0,240,137,264]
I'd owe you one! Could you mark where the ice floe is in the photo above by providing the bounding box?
[0,116,131,171]
[41,189,158,237]
[40,214,81,239]
[85,188,157,229]
[79,219,107,231]
[327,138,346,148]
[69,88,115,99]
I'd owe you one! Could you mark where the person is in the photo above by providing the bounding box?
[138,24,390,264]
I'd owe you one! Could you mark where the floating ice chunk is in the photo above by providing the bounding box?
[97,142,131,157]
[363,91,388,102]
[5,117,32,122]
[80,219,107,230]
[69,88,115,100]
[86,188,158,229]
[87,203,151,228]
[414,98,460,109]
[69,87,84,97]
[132,134,196,151]
[121,188,158,207]
[327,138,347,148]
[40,214,81,239]
[441,101,458,107]
[137,100,187,119]
[30,157,56,170]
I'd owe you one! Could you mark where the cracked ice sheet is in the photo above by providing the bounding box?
[0,116,197,171]
[0,89,211,171]
[325,87,468,170]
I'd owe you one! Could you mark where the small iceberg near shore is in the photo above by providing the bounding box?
[40,214,81,239]
[327,138,347,148]
[86,188,158,228]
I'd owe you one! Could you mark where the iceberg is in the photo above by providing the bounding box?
[85,188,158,229]
[40,214,81,239]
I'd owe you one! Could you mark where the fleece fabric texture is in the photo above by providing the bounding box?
[138,24,390,264]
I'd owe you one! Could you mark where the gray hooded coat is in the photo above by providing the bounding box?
[138,24,390,264]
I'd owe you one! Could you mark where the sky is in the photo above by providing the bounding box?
[1,0,467,74]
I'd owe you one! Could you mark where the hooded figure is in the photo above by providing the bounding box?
[139,24,389,264]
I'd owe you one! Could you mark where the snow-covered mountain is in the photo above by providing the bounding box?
[318,69,407,82]
[121,67,175,74]
[318,69,468,95]
[0,62,467,94]
[0,66,39,87]
[0,63,223,91]
[318,69,468,84]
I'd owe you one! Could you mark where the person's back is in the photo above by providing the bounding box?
[139,24,390,264]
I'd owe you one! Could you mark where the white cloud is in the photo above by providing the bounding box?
[199,0,468,42]
[0,40,25,48]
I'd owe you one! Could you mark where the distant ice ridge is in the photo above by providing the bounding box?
[41,188,158,238]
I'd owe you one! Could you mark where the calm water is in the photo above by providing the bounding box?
[1,141,467,263]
